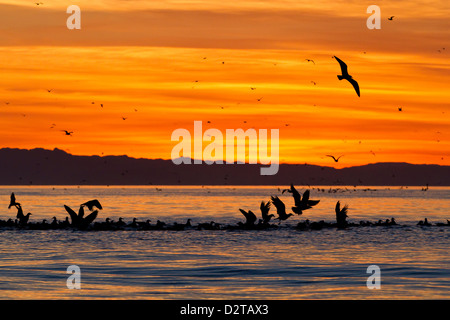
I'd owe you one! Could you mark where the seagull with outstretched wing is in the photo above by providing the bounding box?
[270,196,293,221]
[326,154,343,162]
[333,56,360,97]
[260,201,274,224]
[239,209,257,226]
[284,185,320,214]
[300,189,320,209]
[62,130,73,136]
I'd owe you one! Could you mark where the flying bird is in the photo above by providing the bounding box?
[333,56,360,97]
[326,154,344,162]
[61,130,73,136]
[260,201,274,224]
[8,192,20,209]
[283,185,320,215]
[305,59,315,64]
[398,107,402,111]
[270,196,293,221]
[388,16,395,20]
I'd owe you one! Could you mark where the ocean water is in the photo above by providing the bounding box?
[0,185,448,299]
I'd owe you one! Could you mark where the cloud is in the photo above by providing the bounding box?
[0,3,448,54]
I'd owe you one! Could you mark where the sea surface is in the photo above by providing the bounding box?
[0,185,448,299]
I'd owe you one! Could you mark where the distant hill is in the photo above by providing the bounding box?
[0,148,448,186]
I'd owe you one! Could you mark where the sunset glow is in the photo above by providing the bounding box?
[0,0,449,167]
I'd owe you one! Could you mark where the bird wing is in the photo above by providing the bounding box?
[335,201,341,215]
[260,201,271,217]
[301,190,310,206]
[83,210,98,225]
[81,199,103,211]
[341,204,349,217]
[347,78,360,97]
[9,192,16,208]
[290,184,302,206]
[247,210,257,224]
[78,205,84,219]
[334,56,348,76]
[64,205,79,225]
[326,155,337,161]
[16,205,24,220]
[307,200,320,207]
[271,196,286,216]
[239,209,249,220]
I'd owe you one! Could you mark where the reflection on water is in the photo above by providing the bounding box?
[0,186,449,299]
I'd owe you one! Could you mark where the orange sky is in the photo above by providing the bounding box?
[0,0,449,167]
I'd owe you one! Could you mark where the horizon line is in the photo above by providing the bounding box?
[1,147,448,168]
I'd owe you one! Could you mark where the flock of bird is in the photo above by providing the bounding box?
[2,189,448,231]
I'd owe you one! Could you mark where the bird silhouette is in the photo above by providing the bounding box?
[333,56,360,97]
[326,154,343,162]
[335,201,349,228]
[62,130,73,136]
[388,16,395,20]
[15,204,31,226]
[8,192,20,209]
[64,204,99,228]
[283,185,320,215]
[270,196,293,221]
[305,59,315,65]
[398,107,402,111]
[260,201,274,224]
[239,209,257,226]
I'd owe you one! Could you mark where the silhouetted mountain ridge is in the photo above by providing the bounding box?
[0,148,448,186]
